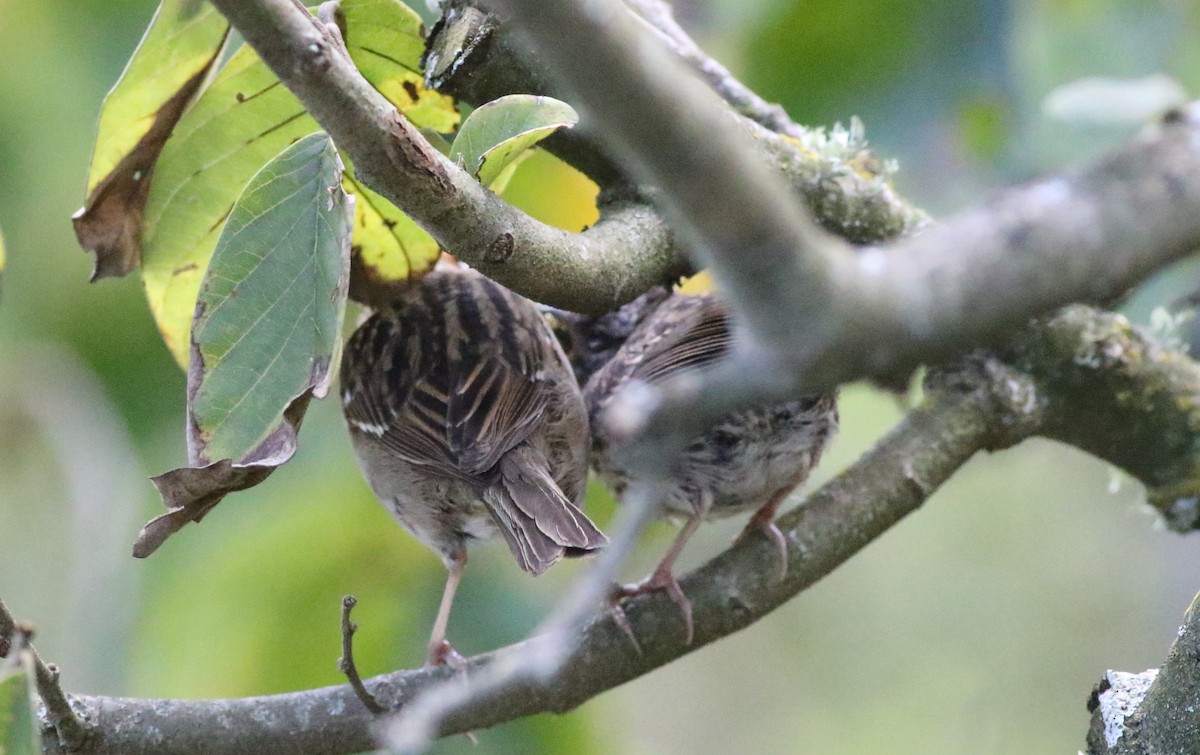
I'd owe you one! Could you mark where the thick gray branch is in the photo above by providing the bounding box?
[42,359,1028,755]
[486,0,1200,481]
[35,307,1200,753]
[623,106,1200,471]
[384,303,1200,746]
[489,0,847,356]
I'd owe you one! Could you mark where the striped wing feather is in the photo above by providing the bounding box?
[342,273,556,480]
[632,295,733,385]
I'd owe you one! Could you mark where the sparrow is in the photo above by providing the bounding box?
[578,288,838,643]
[340,266,606,666]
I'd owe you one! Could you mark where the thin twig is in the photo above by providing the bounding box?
[626,0,807,139]
[337,595,385,715]
[0,599,90,750]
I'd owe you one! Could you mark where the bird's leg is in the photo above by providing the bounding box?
[734,487,793,582]
[426,549,467,669]
[610,492,710,647]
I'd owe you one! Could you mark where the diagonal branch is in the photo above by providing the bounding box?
[488,0,847,354]
[33,306,1200,754]
[40,358,1028,755]
[488,0,1200,479]
[622,106,1200,471]
[383,300,1200,747]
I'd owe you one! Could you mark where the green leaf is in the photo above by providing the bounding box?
[0,651,41,755]
[190,132,350,461]
[449,95,579,187]
[140,43,316,365]
[134,133,352,558]
[141,0,454,366]
[0,224,6,300]
[73,0,230,280]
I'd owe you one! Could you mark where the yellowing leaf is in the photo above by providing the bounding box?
[140,0,453,366]
[345,169,438,308]
[341,0,460,133]
[73,0,229,280]
[139,44,316,365]
[675,270,715,295]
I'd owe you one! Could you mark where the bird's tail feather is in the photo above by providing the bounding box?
[482,444,607,575]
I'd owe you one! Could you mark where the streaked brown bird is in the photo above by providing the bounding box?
[340,267,606,666]
[577,288,838,643]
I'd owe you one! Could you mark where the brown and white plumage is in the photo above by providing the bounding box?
[340,267,605,663]
[580,289,838,642]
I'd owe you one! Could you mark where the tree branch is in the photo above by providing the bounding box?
[1007,305,1200,530]
[619,105,1200,472]
[34,305,1200,753]
[0,599,89,751]
[1086,593,1200,753]
[39,361,1020,755]
[489,0,846,352]
[206,0,689,314]
[485,0,1200,482]
[384,302,1200,746]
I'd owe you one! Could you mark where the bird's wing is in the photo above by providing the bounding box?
[341,271,564,479]
[446,353,551,475]
[341,306,460,471]
[631,295,734,385]
[446,275,568,475]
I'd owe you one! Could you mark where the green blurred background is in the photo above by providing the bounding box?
[3,0,1200,752]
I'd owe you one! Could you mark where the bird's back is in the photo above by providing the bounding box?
[341,268,603,572]
[583,291,838,519]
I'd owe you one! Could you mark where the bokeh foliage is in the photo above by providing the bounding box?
[2,1,1200,753]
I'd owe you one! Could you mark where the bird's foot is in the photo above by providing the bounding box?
[424,638,478,743]
[608,565,694,648]
[734,510,789,582]
[425,639,467,671]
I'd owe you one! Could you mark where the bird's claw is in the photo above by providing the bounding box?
[425,639,467,671]
[735,512,789,582]
[609,567,695,646]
